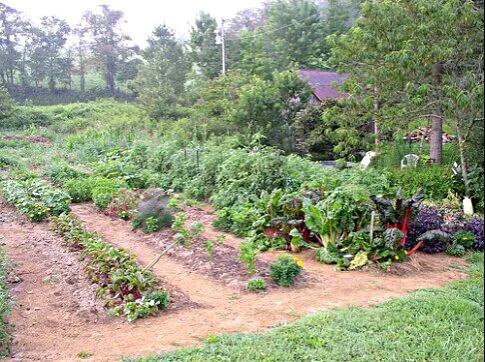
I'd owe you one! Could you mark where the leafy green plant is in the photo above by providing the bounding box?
[1,178,71,221]
[246,278,267,291]
[0,244,11,357]
[189,221,204,241]
[105,189,139,221]
[315,244,341,265]
[452,231,476,250]
[144,217,159,233]
[64,178,93,202]
[370,188,424,232]
[446,244,466,257]
[92,186,118,209]
[42,163,87,186]
[269,255,303,287]
[203,240,215,259]
[167,197,182,210]
[240,241,258,275]
[304,185,371,249]
[417,230,452,254]
[171,212,190,247]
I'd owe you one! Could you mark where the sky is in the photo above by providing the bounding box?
[8,0,266,45]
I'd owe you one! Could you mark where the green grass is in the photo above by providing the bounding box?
[124,253,484,362]
[0,243,11,357]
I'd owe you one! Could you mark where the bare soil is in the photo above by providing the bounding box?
[1,201,469,361]
[2,135,52,146]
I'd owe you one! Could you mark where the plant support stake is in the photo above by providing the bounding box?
[143,241,178,272]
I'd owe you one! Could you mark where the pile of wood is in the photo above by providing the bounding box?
[404,127,456,143]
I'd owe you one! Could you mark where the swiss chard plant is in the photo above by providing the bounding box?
[304,185,371,250]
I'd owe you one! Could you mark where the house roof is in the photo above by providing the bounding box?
[299,69,349,101]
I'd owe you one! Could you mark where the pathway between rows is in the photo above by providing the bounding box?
[2,201,468,361]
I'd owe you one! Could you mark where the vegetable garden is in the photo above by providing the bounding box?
[0,101,483,360]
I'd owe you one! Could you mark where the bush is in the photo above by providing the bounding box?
[43,163,87,186]
[64,176,127,207]
[64,178,93,202]
[246,278,267,291]
[452,231,476,250]
[132,189,174,233]
[388,165,458,201]
[463,217,484,250]
[446,244,466,257]
[269,255,303,287]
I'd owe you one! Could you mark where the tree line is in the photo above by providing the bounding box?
[0,1,360,97]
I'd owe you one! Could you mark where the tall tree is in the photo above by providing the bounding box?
[73,23,89,92]
[189,12,221,80]
[37,16,70,91]
[83,5,131,94]
[264,0,326,69]
[328,0,482,163]
[131,24,190,118]
[0,3,24,85]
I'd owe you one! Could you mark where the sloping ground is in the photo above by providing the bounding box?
[1,201,468,361]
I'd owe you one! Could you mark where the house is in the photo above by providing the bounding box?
[298,69,349,104]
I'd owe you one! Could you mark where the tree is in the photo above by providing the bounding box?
[72,23,89,92]
[131,24,189,118]
[327,0,482,163]
[327,1,412,154]
[83,5,132,94]
[440,0,484,209]
[264,0,326,69]
[189,12,221,80]
[233,70,311,149]
[36,16,70,91]
[0,3,24,85]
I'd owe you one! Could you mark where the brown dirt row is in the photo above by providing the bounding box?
[1,201,469,361]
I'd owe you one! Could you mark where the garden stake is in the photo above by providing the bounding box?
[143,241,178,272]
[370,211,375,242]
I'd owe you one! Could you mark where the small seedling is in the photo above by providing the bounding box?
[77,351,92,359]
[203,240,215,259]
[216,235,226,245]
[246,278,267,292]
[190,221,204,241]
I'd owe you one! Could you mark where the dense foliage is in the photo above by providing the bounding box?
[0,178,71,221]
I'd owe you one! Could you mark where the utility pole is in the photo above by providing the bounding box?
[221,18,226,75]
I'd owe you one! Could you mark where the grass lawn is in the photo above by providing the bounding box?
[0,245,10,357]
[125,253,484,362]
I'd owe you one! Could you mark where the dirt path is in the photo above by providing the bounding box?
[1,202,469,361]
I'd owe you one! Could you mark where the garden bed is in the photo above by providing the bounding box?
[71,203,307,291]
[0,198,472,360]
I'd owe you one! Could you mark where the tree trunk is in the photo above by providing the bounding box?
[374,88,382,154]
[430,63,443,163]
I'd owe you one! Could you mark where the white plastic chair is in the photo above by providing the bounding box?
[401,154,419,169]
